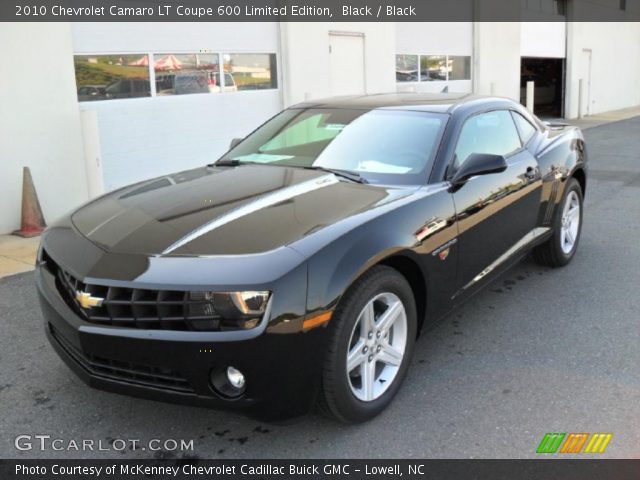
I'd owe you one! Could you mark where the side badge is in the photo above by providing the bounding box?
[431,238,457,261]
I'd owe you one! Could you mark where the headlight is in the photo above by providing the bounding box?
[187,291,270,331]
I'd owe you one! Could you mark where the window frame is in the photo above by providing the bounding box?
[395,54,472,84]
[223,52,279,92]
[73,53,153,102]
[73,50,279,103]
[510,110,539,147]
[445,108,526,181]
[395,54,419,82]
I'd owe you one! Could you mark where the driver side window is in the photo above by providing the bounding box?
[452,110,522,173]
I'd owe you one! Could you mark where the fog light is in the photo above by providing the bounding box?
[226,366,245,389]
[210,366,247,399]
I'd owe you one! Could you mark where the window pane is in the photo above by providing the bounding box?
[318,111,444,175]
[260,112,342,151]
[396,54,418,82]
[454,111,521,171]
[447,56,471,80]
[420,55,446,81]
[74,55,150,101]
[154,53,219,96]
[224,53,277,91]
[512,111,537,144]
[224,108,446,185]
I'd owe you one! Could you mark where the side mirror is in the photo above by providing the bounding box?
[229,138,243,150]
[450,153,507,187]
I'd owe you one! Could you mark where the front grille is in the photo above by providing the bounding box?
[49,323,194,393]
[43,250,226,331]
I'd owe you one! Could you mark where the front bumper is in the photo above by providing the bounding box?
[36,228,327,420]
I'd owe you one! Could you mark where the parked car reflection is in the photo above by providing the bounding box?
[77,85,106,102]
[104,78,151,99]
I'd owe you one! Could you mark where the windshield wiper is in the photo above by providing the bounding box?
[303,166,368,184]
[210,161,368,184]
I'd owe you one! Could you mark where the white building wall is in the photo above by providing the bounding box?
[71,22,280,53]
[565,22,640,118]
[71,22,283,191]
[280,22,396,106]
[395,22,473,94]
[521,22,566,58]
[474,22,522,101]
[0,23,88,234]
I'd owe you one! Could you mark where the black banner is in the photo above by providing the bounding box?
[3,0,640,22]
[1,459,640,480]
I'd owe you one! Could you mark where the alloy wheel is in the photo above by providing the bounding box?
[560,190,581,254]
[346,292,408,402]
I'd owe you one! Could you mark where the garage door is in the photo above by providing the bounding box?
[71,23,282,192]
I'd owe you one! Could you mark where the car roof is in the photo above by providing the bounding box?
[290,93,516,114]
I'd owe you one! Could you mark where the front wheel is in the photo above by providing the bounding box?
[320,266,417,423]
[533,177,584,267]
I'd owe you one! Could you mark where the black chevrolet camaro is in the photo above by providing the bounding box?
[36,94,587,422]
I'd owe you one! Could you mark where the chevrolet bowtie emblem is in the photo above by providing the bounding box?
[75,291,104,309]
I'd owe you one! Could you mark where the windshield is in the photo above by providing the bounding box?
[220,108,448,185]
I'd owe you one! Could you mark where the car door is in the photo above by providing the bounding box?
[450,109,541,296]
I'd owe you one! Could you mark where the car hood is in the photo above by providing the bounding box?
[71,165,414,257]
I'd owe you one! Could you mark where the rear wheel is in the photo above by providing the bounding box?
[320,266,417,423]
[533,178,583,267]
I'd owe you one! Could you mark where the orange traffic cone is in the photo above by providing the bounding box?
[12,167,47,238]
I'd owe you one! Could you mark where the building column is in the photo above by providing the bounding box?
[0,23,88,233]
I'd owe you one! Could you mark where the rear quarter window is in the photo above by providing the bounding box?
[511,111,537,144]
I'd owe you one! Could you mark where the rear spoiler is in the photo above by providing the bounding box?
[543,120,572,130]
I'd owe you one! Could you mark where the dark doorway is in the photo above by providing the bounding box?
[520,57,565,118]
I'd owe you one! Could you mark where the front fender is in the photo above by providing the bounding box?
[299,185,458,322]
[314,231,416,315]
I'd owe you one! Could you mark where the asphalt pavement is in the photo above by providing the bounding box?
[1,117,639,459]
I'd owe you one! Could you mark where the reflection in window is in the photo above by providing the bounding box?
[453,110,521,171]
[74,55,151,101]
[224,53,277,91]
[154,53,220,95]
[448,56,472,81]
[396,54,419,82]
[395,55,471,82]
[420,56,447,81]
[75,52,278,100]
[511,111,537,144]
[224,108,446,184]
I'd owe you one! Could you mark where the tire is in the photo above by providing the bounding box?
[533,177,583,267]
[320,265,417,423]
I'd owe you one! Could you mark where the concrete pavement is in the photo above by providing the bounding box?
[0,235,38,278]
